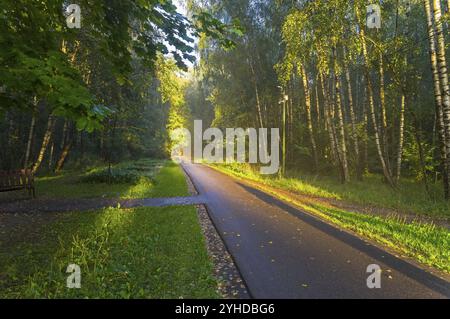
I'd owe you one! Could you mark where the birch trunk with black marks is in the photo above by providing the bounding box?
[336,74,350,183]
[363,88,369,173]
[316,83,322,127]
[433,0,450,199]
[249,59,264,129]
[425,0,449,198]
[379,53,391,175]
[344,63,361,180]
[301,65,319,172]
[357,12,395,187]
[395,95,406,183]
[320,74,339,167]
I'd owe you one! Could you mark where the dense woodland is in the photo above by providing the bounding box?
[0,0,238,171]
[1,0,450,199]
[185,0,450,199]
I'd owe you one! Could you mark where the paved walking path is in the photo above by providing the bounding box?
[0,196,207,213]
[182,162,450,299]
[1,162,449,299]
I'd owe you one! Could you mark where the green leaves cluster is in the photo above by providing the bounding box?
[0,0,240,131]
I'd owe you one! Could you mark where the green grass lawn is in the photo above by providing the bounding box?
[211,163,450,274]
[0,160,220,298]
[21,159,188,200]
[214,163,450,220]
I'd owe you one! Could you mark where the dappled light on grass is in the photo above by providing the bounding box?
[213,163,343,200]
[270,177,340,200]
[122,177,155,199]
[22,160,190,200]
[0,162,217,298]
[214,163,450,220]
[0,207,218,298]
[305,203,450,273]
[35,175,67,182]
[211,163,450,273]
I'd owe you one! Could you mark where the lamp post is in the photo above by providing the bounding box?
[278,86,289,177]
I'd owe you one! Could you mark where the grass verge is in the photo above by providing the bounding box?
[0,161,219,298]
[210,163,450,274]
[0,159,188,200]
[212,164,450,221]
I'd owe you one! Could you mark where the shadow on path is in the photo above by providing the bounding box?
[0,196,208,214]
[237,182,450,297]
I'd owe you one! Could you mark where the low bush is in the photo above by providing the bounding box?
[81,160,164,184]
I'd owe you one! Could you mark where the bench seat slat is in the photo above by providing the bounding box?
[0,169,35,198]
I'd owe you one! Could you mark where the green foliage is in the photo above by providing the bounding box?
[81,160,163,184]
[155,54,192,155]
[403,130,437,181]
[192,12,244,50]
[0,0,241,145]
[2,49,112,132]
[82,169,152,185]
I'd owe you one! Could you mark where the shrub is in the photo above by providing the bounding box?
[80,160,164,184]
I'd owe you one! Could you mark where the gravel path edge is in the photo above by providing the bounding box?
[181,164,250,299]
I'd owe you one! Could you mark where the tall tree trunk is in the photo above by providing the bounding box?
[410,110,432,196]
[336,74,350,183]
[55,121,72,173]
[288,80,294,155]
[301,65,319,172]
[425,0,449,198]
[379,53,392,175]
[357,9,395,187]
[320,74,339,167]
[315,80,321,125]
[249,58,264,129]
[395,95,406,183]
[249,57,268,161]
[48,141,54,170]
[433,0,450,199]
[24,102,37,169]
[363,87,369,173]
[32,114,55,174]
[55,138,73,173]
[379,54,388,141]
[59,120,69,151]
[344,61,362,180]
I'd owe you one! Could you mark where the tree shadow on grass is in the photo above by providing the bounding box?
[0,161,215,298]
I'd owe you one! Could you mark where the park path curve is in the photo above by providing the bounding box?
[1,162,449,299]
[182,162,450,299]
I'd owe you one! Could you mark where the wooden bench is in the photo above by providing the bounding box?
[0,169,36,198]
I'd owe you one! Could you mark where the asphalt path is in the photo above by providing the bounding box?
[182,162,450,299]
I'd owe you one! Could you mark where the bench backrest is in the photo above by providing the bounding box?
[0,169,34,188]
